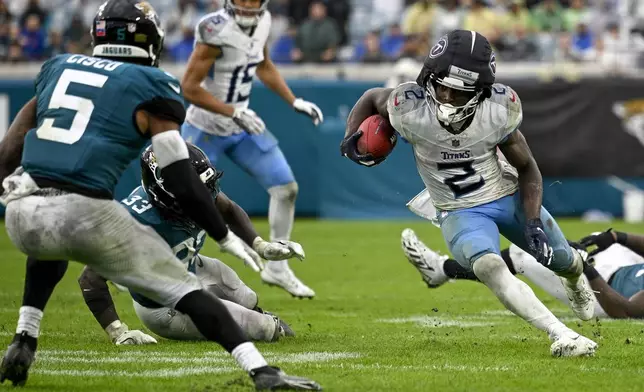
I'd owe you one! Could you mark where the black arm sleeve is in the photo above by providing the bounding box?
[161,159,229,242]
[78,267,120,330]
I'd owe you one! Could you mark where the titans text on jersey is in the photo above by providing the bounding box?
[387,81,521,210]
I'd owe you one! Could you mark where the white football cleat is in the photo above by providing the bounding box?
[550,331,597,357]
[560,275,595,321]
[401,228,449,288]
[261,263,315,299]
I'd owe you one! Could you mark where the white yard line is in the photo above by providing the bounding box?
[377,315,501,328]
[30,351,362,378]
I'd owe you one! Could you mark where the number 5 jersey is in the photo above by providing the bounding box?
[185,9,271,136]
[387,82,521,211]
[22,53,185,198]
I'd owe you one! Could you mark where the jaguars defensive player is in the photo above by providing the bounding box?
[181,0,323,298]
[402,228,644,319]
[340,30,596,357]
[0,0,320,389]
[79,144,300,344]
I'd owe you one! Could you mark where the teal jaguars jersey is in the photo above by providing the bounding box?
[22,53,184,197]
[608,264,644,299]
[121,186,206,308]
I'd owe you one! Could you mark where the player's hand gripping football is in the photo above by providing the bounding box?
[218,231,264,272]
[524,218,553,266]
[232,107,266,135]
[340,131,385,167]
[253,237,306,261]
[579,228,617,257]
[293,98,324,126]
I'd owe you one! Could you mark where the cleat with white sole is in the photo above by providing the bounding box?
[560,275,595,321]
[550,332,597,357]
[261,264,315,298]
[401,228,450,288]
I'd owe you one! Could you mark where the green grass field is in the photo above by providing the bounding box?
[1,219,644,391]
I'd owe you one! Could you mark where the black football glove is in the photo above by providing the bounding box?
[579,228,617,257]
[339,131,385,167]
[524,218,553,266]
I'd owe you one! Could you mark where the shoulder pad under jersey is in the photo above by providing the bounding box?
[487,83,523,140]
[195,10,233,47]
[387,82,426,138]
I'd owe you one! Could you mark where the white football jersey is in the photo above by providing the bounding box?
[593,244,644,282]
[387,82,522,211]
[185,9,271,136]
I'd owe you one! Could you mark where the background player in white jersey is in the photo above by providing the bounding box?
[402,228,644,319]
[340,30,596,357]
[180,0,323,298]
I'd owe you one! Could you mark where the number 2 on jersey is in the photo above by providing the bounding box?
[437,160,485,198]
[36,69,107,144]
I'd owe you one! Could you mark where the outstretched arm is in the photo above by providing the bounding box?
[0,97,37,187]
[581,230,644,259]
[215,192,305,262]
[215,192,260,246]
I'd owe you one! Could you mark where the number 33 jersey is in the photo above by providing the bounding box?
[387,82,521,211]
[185,9,271,136]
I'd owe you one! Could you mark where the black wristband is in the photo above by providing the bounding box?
[615,231,627,245]
[583,263,600,281]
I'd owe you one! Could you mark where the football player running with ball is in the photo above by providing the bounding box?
[180,0,323,298]
[340,30,596,357]
[0,0,320,389]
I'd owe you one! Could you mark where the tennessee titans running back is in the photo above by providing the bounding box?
[0,0,320,390]
[180,0,323,298]
[341,30,596,358]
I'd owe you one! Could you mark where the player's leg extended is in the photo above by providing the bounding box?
[1,195,69,386]
[196,255,295,338]
[440,201,596,356]
[500,193,594,321]
[507,245,605,318]
[227,131,314,298]
[195,255,259,309]
[5,191,300,386]
[133,299,284,342]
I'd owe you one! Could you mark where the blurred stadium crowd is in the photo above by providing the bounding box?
[1,0,643,69]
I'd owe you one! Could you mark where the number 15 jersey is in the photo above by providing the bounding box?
[387,82,521,211]
[185,9,271,136]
